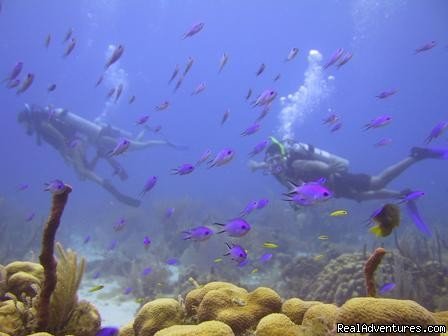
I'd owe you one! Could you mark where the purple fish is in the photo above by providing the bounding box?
[16,73,34,94]
[374,138,392,147]
[108,240,118,251]
[105,45,124,69]
[323,48,344,69]
[260,253,273,263]
[322,114,339,125]
[246,88,252,100]
[224,243,247,264]
[165,207,175,219]
[140,176,157,197]
[191,82,206,95]
[171,163,195,175]
[182,226,214,241]
[47,84,57,92]
[256,63,266,76]
[397,190,425,204]
[44,179,66,195]
[106,87,116,99]
[96,327,119,336]
[136,115,150,126]
[83,235,91,244]
[142,267,152,276]
[155,101,170,111]
[336,52,353,69]
[183,57,194,76]
[424,121,448,144]
[123,287,133,295]
[143,236,151,249]
[183,22,205,39]
[196,149,212,166]
[4,61,23,82]
[252,89,277,107]
[240,200,258,217]
[415,41,437,54]
[114,83,123,103]
[109,138,130,156]
[166,258,179,266]
[256,105,271,122]
[168,64,179,84]
[173,76,183,93]
[208,148,235,168]
[221,109,230,126]
[63,28,73,43]
[7,79,20,89]
[17,183,29,191]
[128,95,136,104]
[285,48,299,62]
[406,200,431,236]
[218,53,228,73]
[273,73,281,82]
[113,217,126,232]
[25,212,35,222]
[376,89,398,99]
[284,179,333,206]
[63,38,76,57]
[330,122,342,133]
[364,115,392,130]
[379,283,396,295]
[95,75,104,87]
[249,140,269,157]
[215,218,251,237]
[256,198,269,209]
[241,123,261,136]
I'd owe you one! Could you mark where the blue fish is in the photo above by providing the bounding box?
[123,287,133,295]
[379,283,396,294]
[166,258,179,266]
[142,267,152,276]
[96,327,119,336]
[83,235,91,244]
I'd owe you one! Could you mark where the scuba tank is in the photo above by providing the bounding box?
[285,141,349,170]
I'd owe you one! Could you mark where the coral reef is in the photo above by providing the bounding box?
[281,298,320,325]
[154,321,235,336]
[254,313,301,336]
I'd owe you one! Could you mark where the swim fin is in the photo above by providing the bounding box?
[410,147,448,160]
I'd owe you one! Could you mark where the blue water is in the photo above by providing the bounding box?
[1,0,448,302]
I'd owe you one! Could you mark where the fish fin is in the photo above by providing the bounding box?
[287,180,299,187]
[213,222,225,226]
[217,230,225,234]
[369,225,383,237]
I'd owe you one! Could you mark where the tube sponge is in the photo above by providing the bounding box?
[364,247,386,297]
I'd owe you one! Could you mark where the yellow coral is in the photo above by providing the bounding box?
[282,298,320,325]
[133,298,184,336]
[26,333,54,335]
[0,300,26,335]
[255,313,301,336]
[195,285,282,334]
[302,303,338,332]
[336,297,436,328]
[4,262,44,283]
[7,271,41,297]
[433,311,448,328]
[61,300,101,336]
[118,321,135,336]
[154,321,234,336]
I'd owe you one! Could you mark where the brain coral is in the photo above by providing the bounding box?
[255,313,301,336]
[281,298,320,325]
[154,321,234,336]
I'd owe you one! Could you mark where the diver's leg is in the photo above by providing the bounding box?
[106,157,129,180]
[370,157,418,189]
[353,189,401,202]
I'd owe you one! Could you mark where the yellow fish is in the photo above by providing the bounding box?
[251,268,259,274]
[88,285,104,293]
[263,242,279,249]
[135,297,145,304]
[313,254,325,261]
[318,235,329,240]
[330,210,348,217]
[213,258,223,263]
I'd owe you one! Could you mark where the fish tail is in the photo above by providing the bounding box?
[213,222,225,226]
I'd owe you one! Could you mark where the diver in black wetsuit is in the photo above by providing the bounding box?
[249,137,447,202]
[17,104,185,207]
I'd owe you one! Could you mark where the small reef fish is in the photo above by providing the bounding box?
[123,287,133,295]
[213,258,223,263]
[183,56,194,76]
[171,163,195,175]
[330,210,348,217]
[330,122,342,133]
[47,84,57,92]
[249,139,269,157]
[397,190,425,204]
[191,82,206,95]
[182,226,214,241]
[313,254,325,261]
[4,61,23,82]
[241,123,261,136]
[322,114,339,125]
[165,207,175,219]
[139,176,157,197]
[323,48,344,69]
[96,327,119,336]
[252,89,277,107]
[108,138,130,156]
[240,200,258,217]
[318,235,329,240]
[336,51,353,69]
[45,34,51,48]
[256,63,266,76]
[196,149,212,166]
[285,47,299,62]
[369,204,400,237]
[106,88,116,99]
[155,100,170,111]
[406,200,431,236]
[364,115,392,130]
[379,283,396,294]
[256,105,271,122]
[89,285,104,293]
[215,218,251,237]
[135,115,150,126]
[17,183,29,191]
[182,22,204,39]
[374,138,392,147]
[83,235,91,244]
[17,73,34,94]
[63,38,76,57]
[246,88,252,100]
[173,76,183,92]
[128,95,136,104]
[25,212,35,222]
[105,44,124,69]
[251,268,259,274]
[142,267,152,276]
[95,75,104,87]
[424,121,448,144]
[284,178,333,206]
[143,236,151,249]
[168,64,179,84]
[208,148,235,168]
[256,198,269,209]
[135,298,145,304]
[414,41,437,54]
[263,242,279,249]
[166,258,179,266]
[273,73,281,82]
[44,179,66,195]
[376,89,398,99]
[113,217,126,232]
[218,53,228,73]
[224,243,248,264]
[221,109,230,126]
[114,83,123,103]
[7,79,20,89]
[63,28,73,43]
[260,253,273,263]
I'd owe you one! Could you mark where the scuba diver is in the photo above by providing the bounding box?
[18,104,185,207]
[249,137,448,202]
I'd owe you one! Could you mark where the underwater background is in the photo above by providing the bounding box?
[1,0,448,332]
